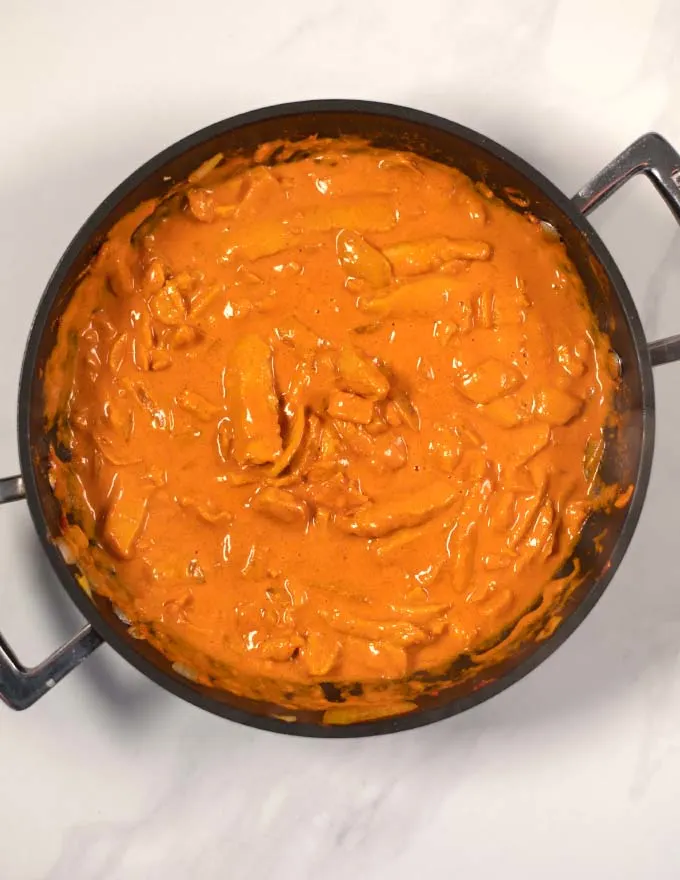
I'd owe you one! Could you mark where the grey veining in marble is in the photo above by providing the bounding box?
[2,1,680,877]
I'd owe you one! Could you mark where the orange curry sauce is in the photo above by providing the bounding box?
[44,139,617,712]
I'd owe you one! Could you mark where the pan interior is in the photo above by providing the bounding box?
[19,103,652,735]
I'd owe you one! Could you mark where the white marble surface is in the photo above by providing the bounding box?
[2,1,680,877]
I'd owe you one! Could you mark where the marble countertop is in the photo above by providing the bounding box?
[2,1,680,877]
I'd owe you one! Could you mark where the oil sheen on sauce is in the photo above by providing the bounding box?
[44,139,617,713]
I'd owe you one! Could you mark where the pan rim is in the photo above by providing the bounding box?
[16,99,656,737]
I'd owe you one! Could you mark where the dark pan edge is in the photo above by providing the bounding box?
[16,99,655,736]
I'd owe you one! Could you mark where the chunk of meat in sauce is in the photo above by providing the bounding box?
[223,334,282,466]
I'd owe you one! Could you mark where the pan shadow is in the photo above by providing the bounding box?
[4,96,680,738]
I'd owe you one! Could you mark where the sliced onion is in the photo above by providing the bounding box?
[54,538,76,565]
[172,662,198,681]
[113,605,131,625]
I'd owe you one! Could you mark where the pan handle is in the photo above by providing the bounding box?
[573,132,680,367]
[0,475,103,710]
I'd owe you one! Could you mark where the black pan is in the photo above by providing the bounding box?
[2,100,680,736]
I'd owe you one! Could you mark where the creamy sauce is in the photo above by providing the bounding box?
[44,139,618,712]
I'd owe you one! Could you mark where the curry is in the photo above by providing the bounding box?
[43,138,619,714]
